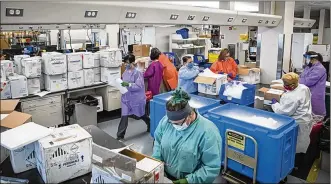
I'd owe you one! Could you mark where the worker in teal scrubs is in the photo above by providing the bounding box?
[152,88,222,184]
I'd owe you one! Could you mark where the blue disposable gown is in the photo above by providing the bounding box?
[152,113,222,183]
[121,68,146,117]
[178,65,200,93]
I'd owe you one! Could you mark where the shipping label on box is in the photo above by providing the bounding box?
[67,53,83,72]
[1,80,11,99]
[8,75,28,98]
[83,69,94,86]
[93,52,100,68]
[35,124,92,183]
[10,142,36,173]
[21,57,42,78]
[27,78,41,95]
[44,74,68,92]
[1,60,14,77]
[42,53,67,75]
[68,70,84,89]
[82,52,95,69]
[14,55,30,75]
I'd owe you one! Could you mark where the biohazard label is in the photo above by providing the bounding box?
[227,131,245,151]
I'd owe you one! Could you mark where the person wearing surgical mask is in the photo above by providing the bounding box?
[178,56,200,93]
[152,88,222,184]
[299,51,327,117]
[117,54,150,141]
[210,48,238,81]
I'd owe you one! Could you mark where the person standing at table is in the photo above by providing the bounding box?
[178,56,200,93]
[158,50,179,91]
[144,48,164,96]
[210,48,238,80]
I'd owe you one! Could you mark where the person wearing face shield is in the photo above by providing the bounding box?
[116,54,150,141]
[210,48,238,80]
[152,88,222,184]
[144,48,164,96]
[178,56,200,94]
[299,51,327,117]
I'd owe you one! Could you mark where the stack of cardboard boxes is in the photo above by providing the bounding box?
[92,52,101,83]
[66,53,84,89]
[21,56,42,95]
[100,48,122,85]
[1,60,15,99]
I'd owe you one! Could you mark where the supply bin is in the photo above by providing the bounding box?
[203,103,298,183]
[193,54,205,64]
[219,83,256,106]
[150,92,220,137]
[176,28,189,39]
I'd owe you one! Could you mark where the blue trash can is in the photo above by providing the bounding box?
[219,83,256,106]
[150,92,221,137]
[203,104,298,183]
[176,28,189,39]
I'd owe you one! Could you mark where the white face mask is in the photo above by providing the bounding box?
[172,122,189,131]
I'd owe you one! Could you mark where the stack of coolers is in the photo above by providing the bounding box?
[81,52,95,86]
[21,56,42,95]
[66,53,84,89]
[100,48,122,85]
[149,91,221,137]
[1,60,15,99]
[42,52,68,92]
[203,103,298,183]
[92,52,101,83]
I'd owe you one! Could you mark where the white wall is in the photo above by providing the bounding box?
[155,26,179,52]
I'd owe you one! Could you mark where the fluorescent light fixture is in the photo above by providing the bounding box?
[85,10,98,18]
[170,14,179,20]
[6,8,24,17]
[187,15,195,21]
[227,18,233,22]
[258,20,263,23]
[272,21,276,24]
[126,12,137,19]
[242,18,247,23]
[202,16,209,21]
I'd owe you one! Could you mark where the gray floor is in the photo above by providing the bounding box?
[98,118,329,184]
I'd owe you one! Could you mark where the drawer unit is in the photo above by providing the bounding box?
[96,86,121,111]
[21,96,61,109]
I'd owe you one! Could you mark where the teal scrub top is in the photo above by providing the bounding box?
[152,112,222,183]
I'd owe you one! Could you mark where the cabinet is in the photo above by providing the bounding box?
[96,86,121,111]
[21,95,63,127]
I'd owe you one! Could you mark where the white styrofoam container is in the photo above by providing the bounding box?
[100,67,121,84]
[8,75,28,98]
[21,57,42,78]
[99,49,122,67]
[44,74,68,92]
[93,67,101,83]
[42,52,67,75]
[93,52,100,67]
[68,70,84,89]
[1,79,11,99]
[0,146,9,164]
[82,52,94,69]
[13,55,30,74]
[197,75,227,96]
[83,69,94,86]
[27,78,41,95]
[91,95,103,112]
[35,124,92,183]
[67,53,83,72]
[1,60,14,77]
[10,143,36,173]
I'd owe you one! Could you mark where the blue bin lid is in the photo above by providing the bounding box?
[153,92,220,109]
[207,103,295,130]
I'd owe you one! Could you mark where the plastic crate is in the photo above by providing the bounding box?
[193,55,205,64]
[150,92,220,137]
[176,28,189,39]
[219,83,256,106]
[203,104,298,183]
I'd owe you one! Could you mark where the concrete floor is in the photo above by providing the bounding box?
[98,118,329,183]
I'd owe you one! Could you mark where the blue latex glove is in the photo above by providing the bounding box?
[228,72,233,78]
[219,71,224,74]
[271,98,278,104]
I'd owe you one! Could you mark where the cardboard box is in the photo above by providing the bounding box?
[27,78,41,95]
[44,74,68,92]
[1,60,14,77]
[100,67,121,84]
[245,62,257,68]
[91,143,164,183]
[21,57,42,78]
[194,75,227,95]
[93,67,101,83]
[8,75,28,98]
[133,44,151,57]
[42,52,67,75]
[83,69,94,86]
[238,65,261,84]
[66,53,83,72]
[82,52,94,69]
[100,49,123,67]
[1,80,11,99]
[68,70,84,89]
[92,95,103,112]
[93,52,100,67]
[270,83,284,91]
[35,124,92,183]
[258,87,284,101]
[13,55,30,75]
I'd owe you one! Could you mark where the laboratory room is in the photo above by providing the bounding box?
[0,0,330,183]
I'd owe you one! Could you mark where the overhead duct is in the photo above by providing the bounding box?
[293,18,316,28]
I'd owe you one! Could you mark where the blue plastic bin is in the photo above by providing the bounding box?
[163,52,177,66]
[176,28,189,39]
[150,92,221,137]
[219,83,256,106]
[193,54,205,64]
[203,104,298,183]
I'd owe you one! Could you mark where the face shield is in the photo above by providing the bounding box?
[303,54,318,67]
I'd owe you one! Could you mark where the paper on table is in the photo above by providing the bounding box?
[136,157,161,172]
[326,81,330,87]
[109,78,128,94]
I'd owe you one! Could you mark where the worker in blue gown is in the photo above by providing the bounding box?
[152,88,222,184]
[178,56,200,93]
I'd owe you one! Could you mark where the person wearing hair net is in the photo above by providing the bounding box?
[144,48,164,96]
[178,56,200,93]
[117,54,150,141]
[299,51,327,117]
[152,88,222,184]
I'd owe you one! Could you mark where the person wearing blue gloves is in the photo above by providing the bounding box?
[178,56,200,93]
[152,88,222,184]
